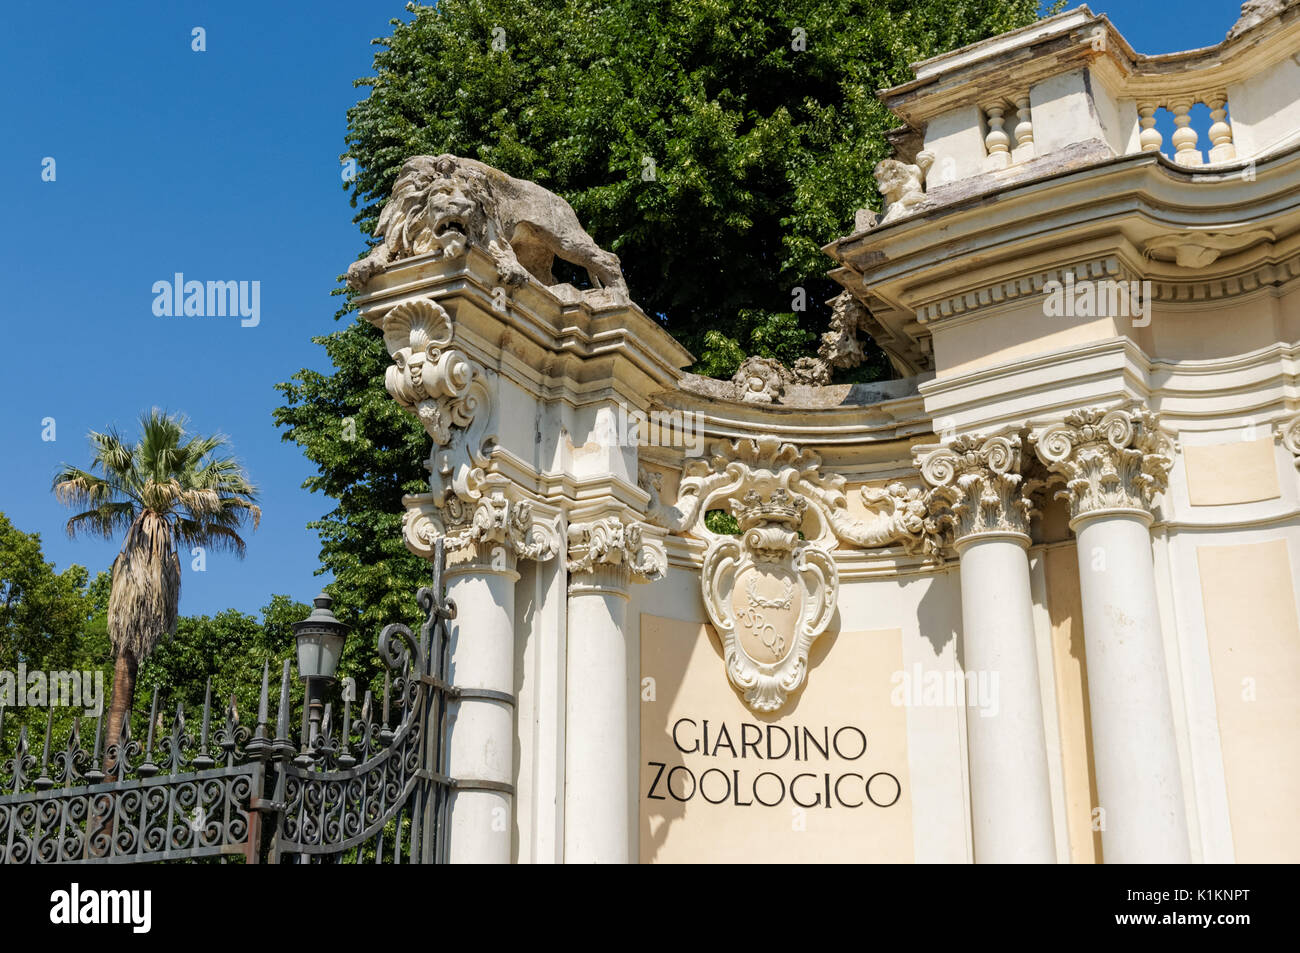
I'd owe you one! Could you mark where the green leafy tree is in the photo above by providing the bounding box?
[341,0,1047,372]
[0,513,105,672]
[279,0,1050,632]
[0,513,110,740]
[52,410,261,747]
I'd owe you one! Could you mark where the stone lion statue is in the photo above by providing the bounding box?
[347,154,629,301]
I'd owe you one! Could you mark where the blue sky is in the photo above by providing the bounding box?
[0,0,1246,620]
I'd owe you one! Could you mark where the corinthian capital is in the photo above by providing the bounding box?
[1033,406,1173,523]
[567,516,666,586]
[403,489,558,563]
[918,433,1032,543]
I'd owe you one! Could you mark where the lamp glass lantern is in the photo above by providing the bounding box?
[294,593,350,683]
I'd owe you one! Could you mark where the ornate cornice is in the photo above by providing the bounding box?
[913,250,1300,327]
[918,433,1033,544]
[1033,406,1174,524]
[566,516,666,585]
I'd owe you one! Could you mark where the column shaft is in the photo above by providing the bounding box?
[958,535,1057,863]
[564,566,631,863]
[1074,514,1190,863]
[444,557,518,864]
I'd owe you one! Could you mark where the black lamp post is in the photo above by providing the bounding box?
[293,593,349,757]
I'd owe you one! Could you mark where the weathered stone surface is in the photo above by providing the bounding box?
[347,154,629,302]
[1227,0,1292,39]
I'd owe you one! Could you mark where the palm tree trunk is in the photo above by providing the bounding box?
[89,651,137,858]
[106,651,138,769]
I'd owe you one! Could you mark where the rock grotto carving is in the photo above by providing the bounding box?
[730,355,832,404]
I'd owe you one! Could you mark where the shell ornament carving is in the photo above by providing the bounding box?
[701,488,838,712]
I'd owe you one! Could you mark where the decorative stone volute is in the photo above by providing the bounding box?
[380,297,481,445]
[1033,407,1174,525]
[918,433,1033,544]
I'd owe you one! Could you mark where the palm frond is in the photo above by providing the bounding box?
[52,467,117,509]
[64,501,137,541]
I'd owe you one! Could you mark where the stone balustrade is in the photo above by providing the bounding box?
[870,2,1300,225]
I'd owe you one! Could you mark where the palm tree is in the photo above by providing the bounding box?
[53,410,260,747]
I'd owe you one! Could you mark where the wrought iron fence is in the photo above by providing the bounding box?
[0,540,455,865]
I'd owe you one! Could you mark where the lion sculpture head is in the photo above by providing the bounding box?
[377,154,499,262]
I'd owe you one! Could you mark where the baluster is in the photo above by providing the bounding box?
[12,726,29,794]
[1138,102,1162,153]
[380,672,394,745]
[1013,94,1034,160]
[168,702,186,775]
[1170,98,1203,166]
[337,692,355,769]
[1206,92,1236,163]
[220,695,240,767]
[61,718,82,788]
[359,690,374,756]
[984,103,1012,170]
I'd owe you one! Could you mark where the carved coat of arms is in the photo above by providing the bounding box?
[701,487,838,712]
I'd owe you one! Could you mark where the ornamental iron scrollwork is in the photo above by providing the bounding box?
[0,542,460,865]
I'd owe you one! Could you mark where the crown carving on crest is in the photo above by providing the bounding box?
[731,488,808,530]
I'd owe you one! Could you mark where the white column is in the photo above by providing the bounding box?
[563,516,664,864]
[955,535,1057,862]
[444,547,519,864]
[1037,408,1191,863]
[921,433,1056,863]
[405,490,559,864]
